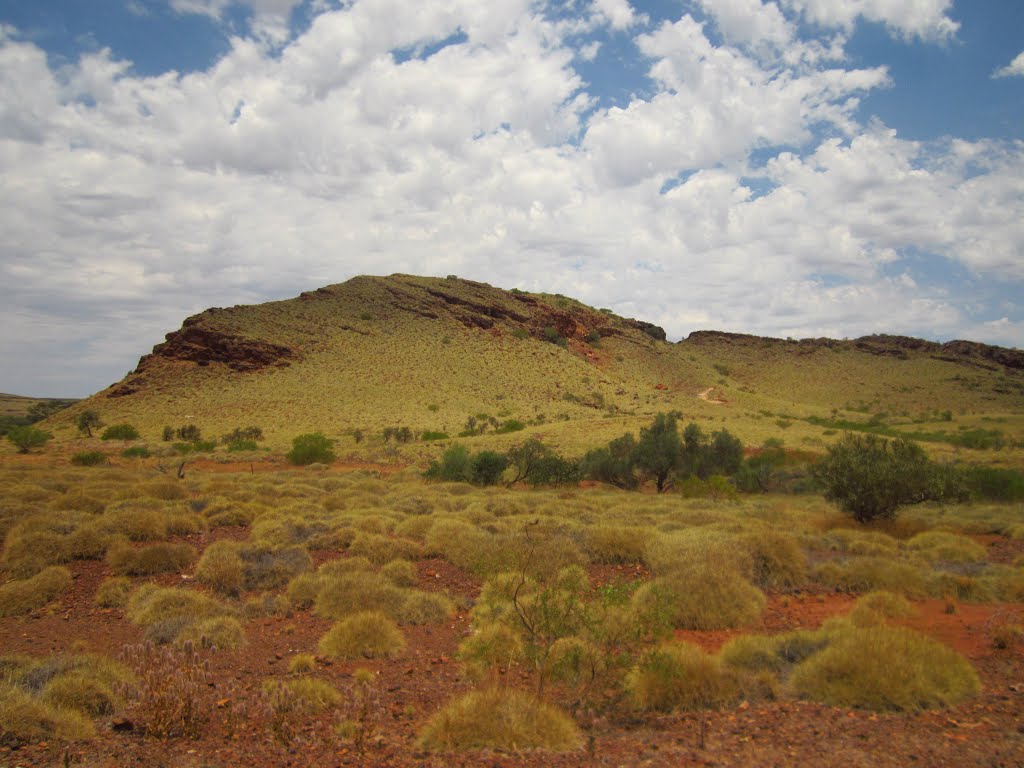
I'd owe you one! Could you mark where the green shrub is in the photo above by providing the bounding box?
[226,439,259,452]
[470,451,508,486]
[318,611,405,659]
[421,431,449,441]
[961,465,1024,501]
[627,642,737,712]
[6,426,52,454]
[418,687,581,751]
[101,423,140,441]
[812,433,965,523]
[286,432,336,466]
[71,451,107,466]
[790,624,979,711]
[0,566,72,617]
[424,445,472,482]
[121,446,151,458]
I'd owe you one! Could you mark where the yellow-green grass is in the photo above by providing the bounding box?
[627,641,738,712]
[418,687,582,752]
[105,540,196,576]
[125,584,236,645]
[318,611,406,660]
[789,624,980,711]
[0,566,72,617]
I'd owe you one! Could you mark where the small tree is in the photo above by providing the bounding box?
[6,425,51,454]
[471,451,509,486]
[424,445,472,482]
[580,434,638,489]
[286,432,336,466]
[633,413,682,493]
[176,424,202,442]
[812,433,965,523]
[76,410,103,437]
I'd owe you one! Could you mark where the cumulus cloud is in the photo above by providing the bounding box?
[993,51,1024,79]
[0,0,1020,396]
[781,0,958,40]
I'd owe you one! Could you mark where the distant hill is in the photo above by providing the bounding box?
[40,275,1024,458]
[0,393,78,435]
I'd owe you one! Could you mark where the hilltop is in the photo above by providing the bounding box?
[39,274,1024,460]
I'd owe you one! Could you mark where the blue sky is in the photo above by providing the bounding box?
[0,0,1022,396]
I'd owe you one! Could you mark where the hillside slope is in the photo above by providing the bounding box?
[42,275,1024,458]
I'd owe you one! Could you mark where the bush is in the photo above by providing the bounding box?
[121,446,150,458]
[286,432,336,466]
[71,451,107,466]
[627,642,737,712]
[226,439,259,452]
[319,611,405,659]
[418,687,581,751]
[175,424,201,442]
[961,466,1024,502]
[424,445,473,482]
[421,431,449,441]
[6,425,52,454]
[470,451,508,486]
[101,423,140,441]
[812,433,965,522]
[790,624,979,711]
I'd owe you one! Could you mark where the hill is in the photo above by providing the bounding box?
[40,274,1024,461]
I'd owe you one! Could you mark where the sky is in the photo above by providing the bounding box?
[0,0,1022,397]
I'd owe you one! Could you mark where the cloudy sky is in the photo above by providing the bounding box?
[1,0,1022,397]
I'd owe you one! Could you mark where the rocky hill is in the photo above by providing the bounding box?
[41,274,1024,454]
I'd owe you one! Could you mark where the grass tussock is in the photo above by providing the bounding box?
[813,556,928,597]
[627,642,738,712]
[318,611,406,660]
[906,531,987,564]
[176,616,246,651]
[93,576,134,608]
[0,684,94,745]
[848,590,914,626]
[0,566,72,617]
[125,584,235,645]
[790,624,980,711]
[106,541,197,576]
[418,687,582,752]
[634,562,765,630]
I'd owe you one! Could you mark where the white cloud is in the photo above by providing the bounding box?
[993,51,1024,79]
[591,0,643,31]
[0,0,1020,396]
[781,0,958,41]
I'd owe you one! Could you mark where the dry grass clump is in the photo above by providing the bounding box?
[0,566,72,617]
[318,611,406,660]
[288,653,317,674]
[397,590,454,625]
[176,616,246,651]
[194,540,245,595]
[98,502,171,541]
[0,512,112,577]
[196,541,311,595]
[627,642,737,712]
[94,576,134,608]
[738,530,808,590]
[719,630,828,677]
[820,528,900,556]
[906,531,987,564]
[281,677,342,713]
[251,510,341,549]
[314,570,408,619]
[125,584,235,645]
[418,687,582,752]
[789,623,980,711]
[812,556,928,597]
[0,651,133,745]
[926,571,993,602]
[106,541,197,576]
[584,524,650,564]
[380,558,417,586]
[0,684,94,745]
[848,590,914,626]
[348,531,422,564]
[634,561,765,630]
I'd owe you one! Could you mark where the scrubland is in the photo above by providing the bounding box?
[0,460,1021,766]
